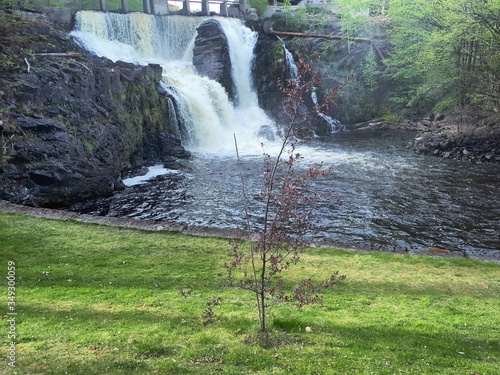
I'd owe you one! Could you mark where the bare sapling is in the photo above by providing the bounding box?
[226,54,346,332]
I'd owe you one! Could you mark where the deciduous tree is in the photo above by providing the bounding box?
[225,56,346,332]
[386,0,500,114]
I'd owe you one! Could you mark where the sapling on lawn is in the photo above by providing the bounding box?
[225,54,347,332]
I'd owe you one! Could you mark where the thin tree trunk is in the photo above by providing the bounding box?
[260,289,266,331]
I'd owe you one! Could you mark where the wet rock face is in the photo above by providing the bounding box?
[253,36,282,116]
[192,19,234,101]
[0,12,189,207]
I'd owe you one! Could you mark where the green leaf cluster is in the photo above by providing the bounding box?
[248,0,268,17]
[272,5,308,33]
[338,0,372,41]
[386,0,500,115]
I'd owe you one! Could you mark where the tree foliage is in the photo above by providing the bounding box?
[386,0,500,115]
[248,0,268,17]
[338,0,372,45]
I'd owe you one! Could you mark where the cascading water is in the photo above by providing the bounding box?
[283,44,345,133]
[71,11,272,155]
[311,89,346,133]
[162,84,189,140]
[283,44,298,81]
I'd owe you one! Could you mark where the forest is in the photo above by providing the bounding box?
[384,0,500,117]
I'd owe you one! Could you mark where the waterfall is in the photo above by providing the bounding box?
[71,11,272,155]
[283,44,298,81]
[72,11,202,61]
[161,84,191,141]
[283,45,345,133]
[311,89,346,133]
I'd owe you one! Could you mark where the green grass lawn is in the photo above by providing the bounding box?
[0,212,499,374]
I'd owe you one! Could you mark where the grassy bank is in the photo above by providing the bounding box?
[0,212,499,374]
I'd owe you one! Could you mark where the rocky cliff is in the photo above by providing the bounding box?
[193,19,234,102]
[0,11,189,207]
[252,10,391,127]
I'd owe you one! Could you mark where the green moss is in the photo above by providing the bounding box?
[85,139,95,153]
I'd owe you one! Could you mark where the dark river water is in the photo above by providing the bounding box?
[90,131,500,260]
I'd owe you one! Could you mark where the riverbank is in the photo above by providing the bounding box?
[413,114,500,163]
[1,209,499,374]
[1,199,499,263]
[350,115,500,164]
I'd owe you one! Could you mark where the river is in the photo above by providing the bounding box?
[96,130,500,261]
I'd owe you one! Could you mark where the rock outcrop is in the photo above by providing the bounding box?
[253,35,282,116]
[192,19,234,102]
[413,115,500,163]
[0,11,189,207]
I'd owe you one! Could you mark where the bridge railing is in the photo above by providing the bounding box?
[95,0,242,17]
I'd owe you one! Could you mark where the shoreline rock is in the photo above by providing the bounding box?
[349,116,500,164]
[1,199,498,263]
[412,114,500,164]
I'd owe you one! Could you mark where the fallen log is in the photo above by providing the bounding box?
[269,30,385,61]
[33,52,83,58]
[270,30,373,42]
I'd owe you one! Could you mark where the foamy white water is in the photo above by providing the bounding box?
[123,165,180,186]
[71,11,274,156]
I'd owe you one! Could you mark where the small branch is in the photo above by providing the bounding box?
[371,41,386,62]
[72,61,93,74]
[32,53,93,75]
[24,58,31,73]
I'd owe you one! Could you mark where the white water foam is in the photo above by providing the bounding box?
[71,11,274,157]
[122,165,180,186]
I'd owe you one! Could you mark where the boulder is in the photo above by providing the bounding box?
[193,19,235,102]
